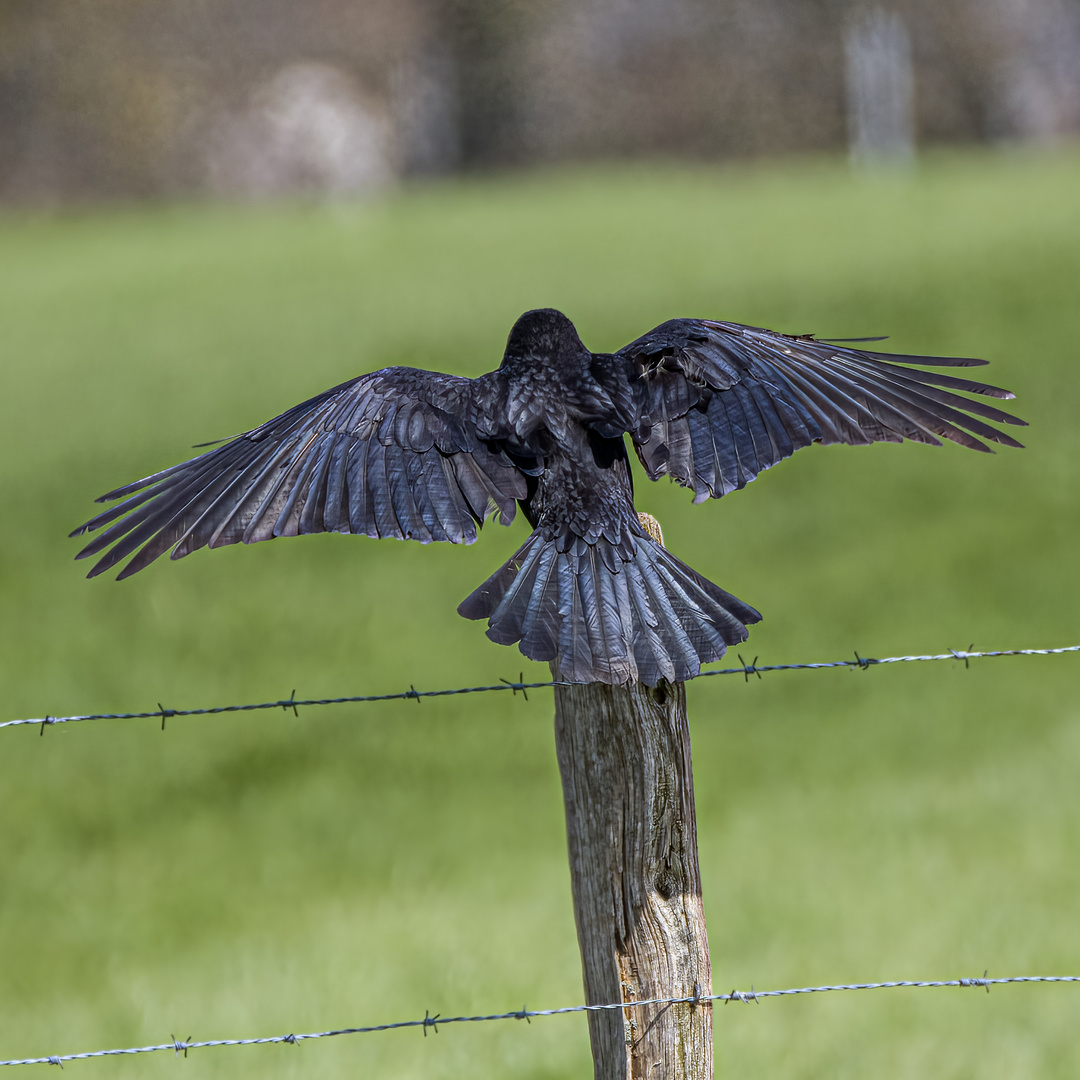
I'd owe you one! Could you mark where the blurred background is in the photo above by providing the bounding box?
[2,0,1079,201]
[1,2,1079,1079]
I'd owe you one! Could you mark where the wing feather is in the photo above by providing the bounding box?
[72,367,522,578]
[613,319,1025,499]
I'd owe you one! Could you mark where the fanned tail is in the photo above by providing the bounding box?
[457,531,760,685]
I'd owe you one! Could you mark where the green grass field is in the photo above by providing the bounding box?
[1,148,1079,1078]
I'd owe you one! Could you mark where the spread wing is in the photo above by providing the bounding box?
[612,318,1026,502]
[72,367,527,580]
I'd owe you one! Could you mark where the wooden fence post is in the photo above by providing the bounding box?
[552,514,713,1080]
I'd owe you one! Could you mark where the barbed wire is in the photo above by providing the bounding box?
[2,973,1077,1068]
[3,644,1078,735]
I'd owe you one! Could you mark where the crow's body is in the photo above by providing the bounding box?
[73,309,1024,685]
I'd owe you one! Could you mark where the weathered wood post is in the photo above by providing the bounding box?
[552,514,713,1080]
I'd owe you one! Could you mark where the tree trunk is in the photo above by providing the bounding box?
[552,676,713,1080]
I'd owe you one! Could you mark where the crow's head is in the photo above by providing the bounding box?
[502,309,588,369]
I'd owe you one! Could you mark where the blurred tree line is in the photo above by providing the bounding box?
[0,0,1077,202]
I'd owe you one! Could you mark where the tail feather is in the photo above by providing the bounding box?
[458,529,761,685]
[590,547,629,669]
[573,550,603,665]
[682,564,762,627]
[520,542,560,661]
[557,551,595,679]
[651,558,741,651]
[486,538,545,644]
[621,553,673,685]
[457,545,527,624]
[578,546,635,683]
[635,552,702,677]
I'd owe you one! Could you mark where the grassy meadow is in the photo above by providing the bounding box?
[1,148,1079,1077]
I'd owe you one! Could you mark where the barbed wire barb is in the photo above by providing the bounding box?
[2,974,1078,1068]
[2,644,1079,735]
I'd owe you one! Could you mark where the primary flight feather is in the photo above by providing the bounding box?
[72,309,1025,685]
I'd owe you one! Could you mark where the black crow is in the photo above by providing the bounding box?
[72,309,1024,685]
